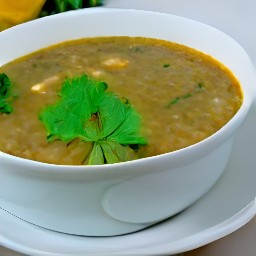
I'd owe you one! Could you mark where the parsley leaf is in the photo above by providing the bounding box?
[39,74,147,165]
[0,73,14,114]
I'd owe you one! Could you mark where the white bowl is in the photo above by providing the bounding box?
[0,8,255,236]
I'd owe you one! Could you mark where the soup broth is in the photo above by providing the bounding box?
[0,37,242,165]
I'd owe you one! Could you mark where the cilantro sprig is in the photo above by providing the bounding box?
[0,73,14,114]
[39,74,147,165]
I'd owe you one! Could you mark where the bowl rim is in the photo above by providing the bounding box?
[0,7,254,173]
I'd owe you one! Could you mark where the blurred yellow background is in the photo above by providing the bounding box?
[0,0,46,31]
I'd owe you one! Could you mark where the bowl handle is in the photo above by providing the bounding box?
[101,140,233,224]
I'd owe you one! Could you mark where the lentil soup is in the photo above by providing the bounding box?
[0,37,242,165]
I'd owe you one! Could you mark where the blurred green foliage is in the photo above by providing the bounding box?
[40,0,103,16]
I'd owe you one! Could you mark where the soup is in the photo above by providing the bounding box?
[0,37,242,165]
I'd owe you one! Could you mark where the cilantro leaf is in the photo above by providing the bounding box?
[39,74,147,165]
[0,73,14,114]
[39,75,107,142]
[87,142,104,165]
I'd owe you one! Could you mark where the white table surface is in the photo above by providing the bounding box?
[1,0,256,255]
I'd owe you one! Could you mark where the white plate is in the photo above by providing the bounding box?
[0,97,255,256]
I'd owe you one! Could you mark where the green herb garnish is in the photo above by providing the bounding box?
[163,63,170,68]
[0,73,14,114]
[195,82,204,91]
[167,82,204,107]
[168,93,192,106]
[39,74,147,165]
